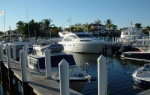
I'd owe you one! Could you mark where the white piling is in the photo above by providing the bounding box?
[23,45,28,66]
[12,45,16,59]
[97,55,107,95]
[20,50,27,82]
[45,49,51,78]
[0,43,3,61]
[6,44,11,68]
[59,59,69,95]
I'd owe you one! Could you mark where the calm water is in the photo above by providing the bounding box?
[66,52,147,95]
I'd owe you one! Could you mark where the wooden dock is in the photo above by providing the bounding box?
[0,54,82,95]
[136,89,150,95]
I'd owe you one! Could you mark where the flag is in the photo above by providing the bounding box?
[0,11,4,15]
[67,17,71,22]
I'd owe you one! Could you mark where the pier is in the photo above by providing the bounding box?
[0,54,82,95]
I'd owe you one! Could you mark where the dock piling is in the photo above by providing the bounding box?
[97,55,107,95]
[6,44,11,68]
[45,49,51,78]
[59,59,69,95]
[20,50,27,82]
[0,43,3,61]
[12,45,16,59]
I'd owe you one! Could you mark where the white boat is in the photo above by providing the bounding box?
[132,63,150,88]
[0,31,29,60]
[58,32,107,53]
[27,43,96,92]
[119,27,149,46]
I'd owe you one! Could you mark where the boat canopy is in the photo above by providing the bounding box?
[38,54,76,69]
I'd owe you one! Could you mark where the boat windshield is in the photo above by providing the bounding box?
[38,54,76,69]
[76,34,94,38]
[0,35,24,42]
[143,64,150,71]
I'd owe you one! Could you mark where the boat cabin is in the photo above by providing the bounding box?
[27,54,76,72]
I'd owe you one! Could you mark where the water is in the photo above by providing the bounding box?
[66,52,147,95]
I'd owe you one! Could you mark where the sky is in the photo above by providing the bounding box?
[0,0,150,32]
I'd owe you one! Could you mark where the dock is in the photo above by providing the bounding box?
[136,89,150,95]
[0,54,82,95]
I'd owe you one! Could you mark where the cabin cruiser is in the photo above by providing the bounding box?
[58,32,107,53]
[119,27,149,46]
[27,43,96,92]
[132,64,150,88]
[0,31,28,60]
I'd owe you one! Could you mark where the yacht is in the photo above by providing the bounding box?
[132,64,150,88]
[0,31,29,60]
[119,27,149,46]
[27,43,96,92]
[58,32,107,53]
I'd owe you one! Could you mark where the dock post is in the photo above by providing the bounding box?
[45,49,51,78]
[6,44,11,68]
[97,55,107,95]
[20,50,29,95]
[12,45,16,59]
[59,59,69,95]
[6,44,15,94]
[0,43,3,61]
[23,45,28,67]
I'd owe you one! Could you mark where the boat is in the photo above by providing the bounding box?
[132,63,150,89]
[0,31,29,60]
[121,50,150,62]
[58,32,108,53]
[119,27,149,46]
[27,43,96,92]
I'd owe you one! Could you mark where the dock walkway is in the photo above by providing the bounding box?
[1,54,82,95]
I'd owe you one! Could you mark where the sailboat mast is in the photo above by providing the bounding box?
[27,8,30,38]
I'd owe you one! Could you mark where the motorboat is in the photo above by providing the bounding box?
[0,31,29,60]
[121,50,150,62]
[119,27,149,46]
[27,43,96,92]
[31,41,64,55]
[132,64,150,88]
[58,32,107,53]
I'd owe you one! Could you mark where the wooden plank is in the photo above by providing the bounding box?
[3,55,82,95]
[136,89,150,95]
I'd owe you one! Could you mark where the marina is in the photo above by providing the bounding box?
[0,42,150,95]
[69,52,149,95]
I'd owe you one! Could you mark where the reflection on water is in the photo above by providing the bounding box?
[66,52,147,95]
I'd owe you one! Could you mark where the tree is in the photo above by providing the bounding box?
[42,19,54,38]
[104,19,113,30]
[94,19,101,24]
[83,23,89,32]
[135,23,141,28]
[16,21,25,34]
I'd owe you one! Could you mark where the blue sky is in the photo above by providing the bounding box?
[0,0,150,31]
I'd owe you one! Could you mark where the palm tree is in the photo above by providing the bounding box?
[94,19,101,24]
[16,21,25,34]
[83,23,89,32]
[42,19,53,38]
[104,19,112,30]
[135,23,141,28]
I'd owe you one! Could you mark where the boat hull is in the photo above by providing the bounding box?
[59,42,106,53]
[132,77,150,89]
[121,52,150,62]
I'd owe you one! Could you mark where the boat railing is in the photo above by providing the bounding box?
[55,64,90,78]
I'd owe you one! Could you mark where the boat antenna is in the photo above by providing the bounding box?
[27,8,30,38]
[67,17,71,32]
